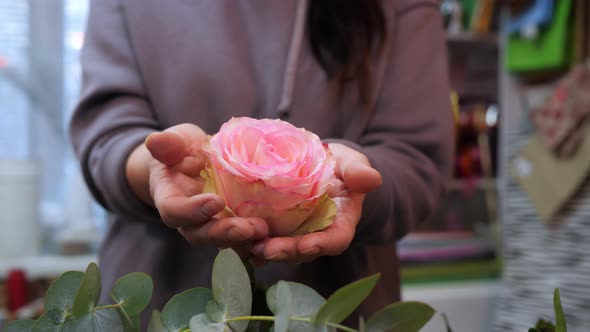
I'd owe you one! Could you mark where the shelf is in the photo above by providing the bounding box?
[447,32,499,49]
[0,254,97,280]
[447,178,497,191]
[402,280,500,332]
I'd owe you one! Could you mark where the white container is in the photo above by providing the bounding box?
[0,160,41,258]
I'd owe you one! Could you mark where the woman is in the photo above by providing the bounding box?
[70,0,453,327]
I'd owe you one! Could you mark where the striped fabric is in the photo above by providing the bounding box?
[494,122,590,331]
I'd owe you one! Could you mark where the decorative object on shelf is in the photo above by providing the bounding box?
[530,60,590,158]
[0,160,41,259]
[505,0,573,77]
[506,0,554,38]
[470,0,497,34]
[511,119,590,223]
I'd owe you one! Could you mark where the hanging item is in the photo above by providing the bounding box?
[506,0,554,38]
[505,0,573,77]
[530,61,590,158]
[511,119,590,223]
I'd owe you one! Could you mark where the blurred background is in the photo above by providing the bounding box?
[1,1,589,331]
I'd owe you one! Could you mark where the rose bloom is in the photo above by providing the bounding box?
[201,117,336,237]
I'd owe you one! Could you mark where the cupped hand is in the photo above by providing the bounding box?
[250,143,382,264]
[142,123,269,248]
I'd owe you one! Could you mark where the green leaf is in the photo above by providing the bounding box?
[72,263,102,317]
[32,309,68,332]
[121,314,140,332]
[44,271,84,312]
[554,289,567,332]
[533,319,555,332]
[110,272,153,316]
[161,287,212,332]
[267,281,326,332]
[273,282,291,332]
[313,274,380,327]
[65,307,124,332]
[5,320,35,332]
[147,310,166,332]
[189,314,225,332]
[365,301,435,332]
[109,271,152,330]
[210,249,252,332]
[205,301,224,322]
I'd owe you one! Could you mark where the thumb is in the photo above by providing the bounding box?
[145,131,187,166]
[341,162,382,194]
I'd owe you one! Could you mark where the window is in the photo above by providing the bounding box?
[0,0,101,254]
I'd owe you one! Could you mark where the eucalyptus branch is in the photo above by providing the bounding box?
[223,315,359,332]
[93,303,121,311]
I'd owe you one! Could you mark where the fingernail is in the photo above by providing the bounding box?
[203,200,224,216]
[266,252,288,261]
[226,227,247,241]
[300,246,320,256]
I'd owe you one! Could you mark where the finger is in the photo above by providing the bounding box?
[179,217,267,247]
[329,144,382,193]
[168,154,208,177]
[151,167,204,197]
[259,236,301,262]
[341,162,382,193]
[145,131,187,166]
[156,192,225,228]
[166,124,211,176]
[298,194,363,257]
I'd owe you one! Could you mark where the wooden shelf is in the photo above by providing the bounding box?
[448,178,497,191]
[0,255,96,279]
[447,32,499,50]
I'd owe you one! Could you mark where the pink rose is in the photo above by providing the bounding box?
[201,117,336,237]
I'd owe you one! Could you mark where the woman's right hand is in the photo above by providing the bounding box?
[126,123,269,248]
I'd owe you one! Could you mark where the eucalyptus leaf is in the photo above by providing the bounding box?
[267,281,326,332]
[554,289,567,332]
[147,310,166,332]
[72,263,102,317]
[32,309,68,332]
[313,274,379,327]
[65,307,124,332]
[5,319,35,332]
[211,249,252,332]
[161,288,212,332]
[273,282,291,332]
[110,272,153,316]
[365,301,435,332]
[44,271,84,312]
[189,313,225,332]
[118,311,140,332]
[205,301,224,323]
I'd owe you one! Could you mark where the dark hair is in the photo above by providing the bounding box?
[308,0,387,107]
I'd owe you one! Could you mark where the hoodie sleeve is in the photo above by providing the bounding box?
[69,0,162,223]
[338,2,454,245]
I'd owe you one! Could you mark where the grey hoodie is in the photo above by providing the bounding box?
[70,0,452,328]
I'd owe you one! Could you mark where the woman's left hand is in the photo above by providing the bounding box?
[249,143,382,264]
